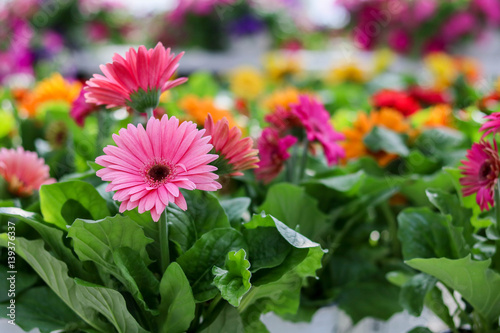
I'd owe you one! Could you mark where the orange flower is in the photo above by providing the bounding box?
[19,73,81,117]
[342,108,411,166]
[423,104,454,128]
[179,95,238,128]
[262,87,301,112]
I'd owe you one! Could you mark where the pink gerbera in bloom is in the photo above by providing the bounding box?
[71,88,99,126]
[255,128,297,183]
[0,147,55,197]
[480,112,500,137]
[84,42,187,112]
[203,114,259,176]
[264,106,302,134]
[291,95,345,166]
[95,116,221,221]
[459,140,500,211]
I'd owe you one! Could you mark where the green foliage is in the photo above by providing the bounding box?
[213,249,252,306]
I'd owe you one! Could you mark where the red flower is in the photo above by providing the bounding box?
[407,86,449,106]
[372,89,421,117]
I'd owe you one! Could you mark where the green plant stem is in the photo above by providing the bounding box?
[159,208,170,274]
[297,139,309,183]
[381,202,400,256]
[145,107,154,119]
[322,212,364,267]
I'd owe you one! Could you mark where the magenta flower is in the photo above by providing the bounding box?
[95,116,221,221]
[291,95,345,166]
[480,112,500,137]
[84,42,187,112]
[255,128,297,184]
[459,140,500,211]
[71,88,99,126]
[441,12,477,42]
[388,29,411,54]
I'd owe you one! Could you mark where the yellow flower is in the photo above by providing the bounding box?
[424,52,458,90]
[326,61,369,84]
[19,73,82,118]
[229,66,265,100]
[262,87,301,112]
[179,95,238,128]
[424,53,480,90]
[263,52,302,82]
[342,108,411,166]
[373,48,395,74]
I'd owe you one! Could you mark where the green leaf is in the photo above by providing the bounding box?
[68,215,153,270]
[68,216,155,312]
[0,207,90,279]
[240,245,324,327]
[213,249,252,306]
[200,304,244,333]
[0,235,146,333]
[259,185,328,240]
[397,208,470,260]
[306,170,366,195]
[0,287,85,333]
[40,181,110,229]
[363,126,409,156]
[415,128,467,156]
[424,286,454,329]
[407,327,433,333]
[242,227,291,272]
[74,278,150,333]
[337,281,403,323]
[399,273,437,316]
[158,262,196,333]
[176,228,247,302]
[245,213,322,249]
[123,208,159,261]
[406,255,500,324]
[425,188,474,244]
[113,247,160,313]
[220,197,251,224]
[168,190,230,254]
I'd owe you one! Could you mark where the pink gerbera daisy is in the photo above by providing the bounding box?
[95,116,221,221]
[84,42,187,113]
[480,112,500,137]
[291,95,345,166]
[71,88,99,126]
[255,128,297,183]
[203,114,259,176]
[459,140,500,211]
[0,147,55,197]
[264,106,302,134]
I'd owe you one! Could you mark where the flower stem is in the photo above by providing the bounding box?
[159,207,170,273]
[297,139,309,183]
[145,107,154,119]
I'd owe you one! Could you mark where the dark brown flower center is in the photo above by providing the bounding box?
[479,162,492,180]
[148,164,170,182]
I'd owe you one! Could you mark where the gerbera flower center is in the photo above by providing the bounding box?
[479,161,492,180]
[148,164,170,182]
[142,159,177,188]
